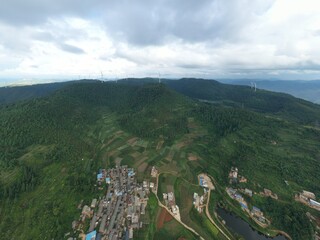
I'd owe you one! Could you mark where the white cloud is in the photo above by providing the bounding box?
[1,0,320,84]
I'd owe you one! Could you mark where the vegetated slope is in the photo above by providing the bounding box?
[225,79,320,104]
[1,80,319,239]
[0,82,190,239]
[164,78,320,125]
[61,82,190,142]
[0,81,74,104]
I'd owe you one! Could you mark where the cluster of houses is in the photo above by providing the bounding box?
[193,192,205,213]
[228,167,247,184]
[295,190,320,211]
[260,188,278,200]
[163,191,181,220]
[250,206,269,226]
[150,166,158,178]
[69,166,151,240]
[226,187,269,227]
[192,174,214,213]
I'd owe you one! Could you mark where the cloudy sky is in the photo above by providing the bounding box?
[1,0,320,85]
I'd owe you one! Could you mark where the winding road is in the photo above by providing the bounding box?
[205,189,231,240]
[155,173,205,240]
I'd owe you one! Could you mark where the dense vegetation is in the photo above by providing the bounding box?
[0,80,78,104]
[226,79,320,104]
[165,78,320,125]
[0,79,319,239]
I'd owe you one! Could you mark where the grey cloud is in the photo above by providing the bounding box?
[314,29,320,36]
[101,0,275,46]
[57,43,85,54]
[32,31,56,42]
[1,0,274,46]
[0,0,103,26]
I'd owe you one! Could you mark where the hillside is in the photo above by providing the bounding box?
[164,78,320,125]
[0,82,191,239]
[222,79,320,104]
[0,80,95,105]
[1,80,320,239]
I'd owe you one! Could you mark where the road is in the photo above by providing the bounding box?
[155,173,205,240]
[205,189,231,240]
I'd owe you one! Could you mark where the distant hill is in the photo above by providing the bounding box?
[220,79,320,104]
[2,78,320,125]
[164,78,320,125]
[0,80,96,104]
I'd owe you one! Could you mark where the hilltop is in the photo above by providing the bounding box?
[222,79,320,104]
[164,78,320,125]
[0,80,319,239]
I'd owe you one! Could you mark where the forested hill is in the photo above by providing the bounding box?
[0,80,93,104]
[0,82,190,238]
[164,78,320,124]
[1,81,320,239]
[2,78,320,125]
[223,79,320,104]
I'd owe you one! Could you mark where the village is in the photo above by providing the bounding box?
[225,167,277,227]
[66,162,320,240]
[226,166,320,233]
[67,165,152,240]
[295,190,320,211]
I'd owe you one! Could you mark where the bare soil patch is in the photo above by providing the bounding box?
[156,140,165,150]
[127,137,138,146]
[188,153,199,161]
[157,208,166,230]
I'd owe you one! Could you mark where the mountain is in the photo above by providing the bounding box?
[164,78,320,125]
[0,80,319,239]
[0,79,94,104]
[220,79,320,104]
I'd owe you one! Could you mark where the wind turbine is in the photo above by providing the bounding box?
[100,71,104,82]
[254,82,257,92]
[158,72,161,84]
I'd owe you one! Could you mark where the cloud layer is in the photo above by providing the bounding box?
[1,0,320,84]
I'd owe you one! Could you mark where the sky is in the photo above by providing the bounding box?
[1,0,320,86]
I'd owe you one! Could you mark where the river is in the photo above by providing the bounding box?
[216,207,287,240]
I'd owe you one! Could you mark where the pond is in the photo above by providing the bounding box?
[216,207,287,240]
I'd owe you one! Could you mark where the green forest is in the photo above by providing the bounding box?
[0,79,319,239]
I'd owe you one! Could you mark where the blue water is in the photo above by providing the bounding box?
[216,207,287,240]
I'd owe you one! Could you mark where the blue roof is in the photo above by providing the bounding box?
[240,202,248,209]
[253,206,261,212]
[234,193,242,199]
[199,178,204,186]
[128,170,134,177]
[97,173,103,180]
[86,230,97,240]
[105,177,110,183]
